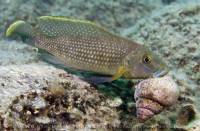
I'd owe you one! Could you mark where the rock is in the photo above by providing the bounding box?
[176,104,197,126]
[0,65,122,130]
[175,105,200,131]
[106,97,123,108]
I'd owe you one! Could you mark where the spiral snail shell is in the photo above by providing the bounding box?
[134,76,179,122]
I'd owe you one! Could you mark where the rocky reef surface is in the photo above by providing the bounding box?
[1,65,121,130]
[0,0,200,130]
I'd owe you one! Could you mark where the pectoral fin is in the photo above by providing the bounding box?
[111,66,126,81]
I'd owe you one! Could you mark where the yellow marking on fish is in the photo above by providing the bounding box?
[112,66,127,80]
[38,16,101,28]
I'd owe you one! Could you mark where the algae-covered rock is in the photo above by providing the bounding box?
[0,65,66,115]
[0,65,122,130]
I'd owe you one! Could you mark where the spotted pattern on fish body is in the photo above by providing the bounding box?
[34,34,135,75]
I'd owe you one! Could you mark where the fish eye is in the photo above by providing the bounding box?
[142,55,151,64]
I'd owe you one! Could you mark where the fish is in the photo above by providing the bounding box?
[6,16,168,83]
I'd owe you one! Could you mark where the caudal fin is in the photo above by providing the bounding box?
[6,20,33,39]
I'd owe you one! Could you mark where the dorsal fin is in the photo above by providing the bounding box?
[36,16,113,38]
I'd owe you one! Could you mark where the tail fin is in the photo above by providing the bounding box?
[6,20,33,39]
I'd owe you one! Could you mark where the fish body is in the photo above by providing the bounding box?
[6,16,168,81]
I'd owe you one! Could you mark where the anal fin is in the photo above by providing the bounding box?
[82,76,113,85]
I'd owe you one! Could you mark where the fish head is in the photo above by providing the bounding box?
[123,45,168,79]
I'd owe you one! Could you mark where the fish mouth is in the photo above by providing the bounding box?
[153,68,168,77]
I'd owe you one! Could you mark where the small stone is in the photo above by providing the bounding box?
[176,104,196,126]
[107,97,123,108]
[3,118,12,129]
[31,97,46,109]
[12,104,23,112]
[141,30,149,39]
[35,116,53,124]
[193,64,200,73]
[127,102,135,107]
[26,111,32,115]
[168,19,178,26]
[48,86,66,96]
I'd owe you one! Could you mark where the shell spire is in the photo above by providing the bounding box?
[134,76,179,122]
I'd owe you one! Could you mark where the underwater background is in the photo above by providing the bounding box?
[0,0,200,130]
